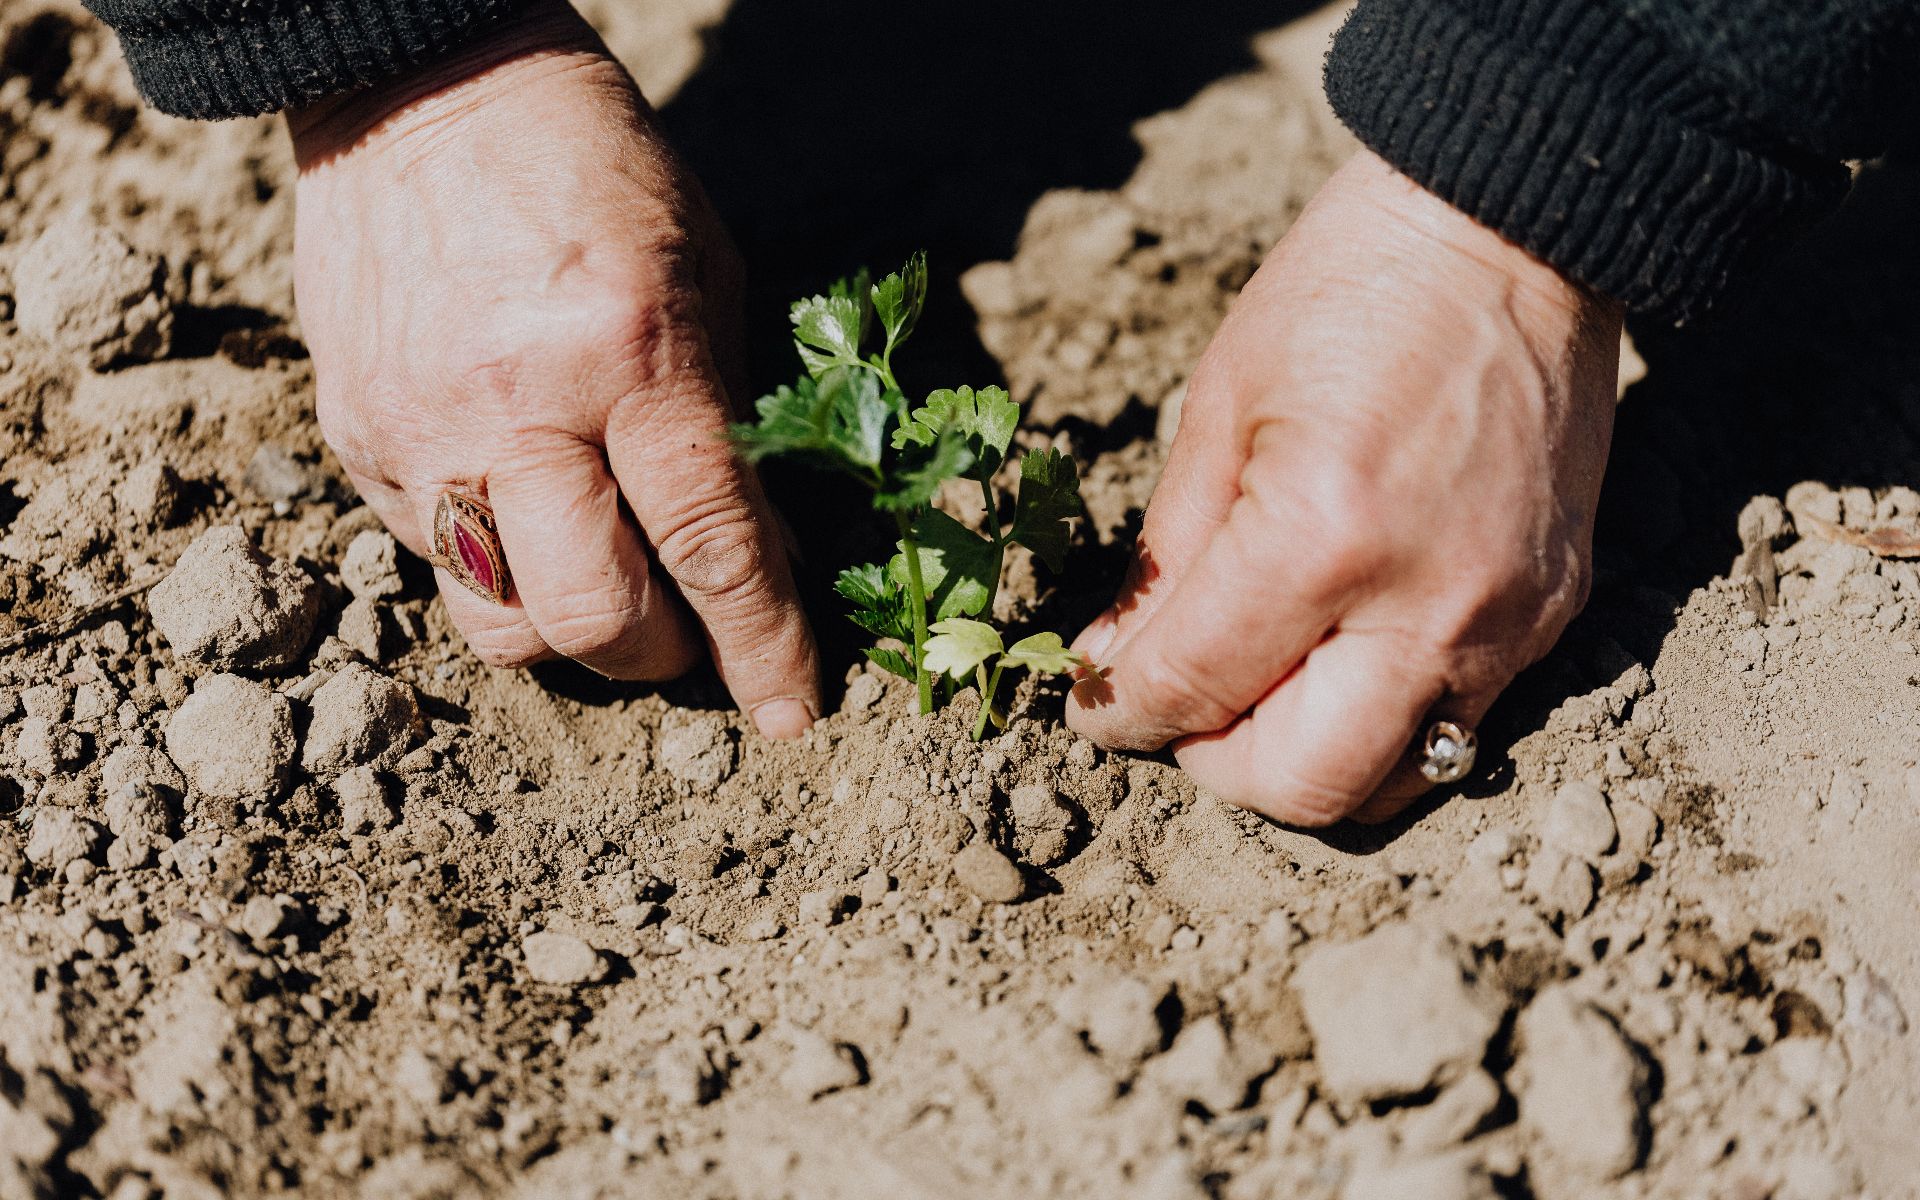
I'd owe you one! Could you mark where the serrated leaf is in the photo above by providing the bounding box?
[864,647,916,681]
[874,429,973,512]
[872,251,927,350]
[1002,631,1086,675]
[1009,447,1083,571]
[830,267,874,346]
[888,508,996,621]
[891,385,1020,479]
[732,368,891,480]
[790,290,867,374]
[922,618,1002,679]
[818,367,889,471]
[834,562,911,641]
[730,375,831,464]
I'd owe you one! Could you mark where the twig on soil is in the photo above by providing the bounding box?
[1798,514,1920,558]
[0,573,166,654]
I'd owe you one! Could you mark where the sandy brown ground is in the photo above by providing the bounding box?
[2,3,1917,1198]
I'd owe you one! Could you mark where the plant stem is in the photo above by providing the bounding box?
[971,661,1007,741]
[980,475,1008,615]
[895,509,934,714]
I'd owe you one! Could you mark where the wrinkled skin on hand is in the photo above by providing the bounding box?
[289,3,818,737]
[1067,148,1621,825]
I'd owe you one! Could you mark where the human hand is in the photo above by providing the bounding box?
[288,2,818,737]
[1066,149,1621,823]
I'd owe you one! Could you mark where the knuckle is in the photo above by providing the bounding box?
[1258,768,1365,828]
[656,503,770,606]
[1126,651,1242,740]
[536,592,647,661]
[462,624,546,671]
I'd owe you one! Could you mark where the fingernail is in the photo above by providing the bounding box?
[1073,613,1119,664]
[750,696,817,740]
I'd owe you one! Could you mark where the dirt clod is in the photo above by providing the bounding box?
[24,808,102,871]
[12,210,176,369]
[522,931,606,986]
[299,662,420,776]
[165,673,296,798]
[148,525,322,671]
[1515,986,1649,1177]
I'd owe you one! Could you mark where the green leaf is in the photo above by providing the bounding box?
[889,508,996,621]
[871,251,928,350]
[1001,631,1087,675]
[834,562,911,641]
[891,385,1020,479]
[790,284,868,375]
[922,618,1002,679]
[874,429,973,512]
[732,368,891,479]
[1009,447,1083,571]
[864,647,916,681]
[830,267,874,346]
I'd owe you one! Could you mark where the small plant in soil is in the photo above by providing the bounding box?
[732,252,1087,737]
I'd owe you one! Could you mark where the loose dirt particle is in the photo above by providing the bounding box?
[299,663,420,776]
[952,841,1025,903]
[522,931,605,986]
[341,530,404,600]
[331,766,395,834]
[1008,782,1075,865]
[1516,986,1649,1177]
[14,717,83,777]
[1541,780,1617,862]
[165,673,296,799]
[24,808,102,871]
[12,211,176,369]
[1294,924,1505,1104]
[655,710,736,789]
[148,526,322,671]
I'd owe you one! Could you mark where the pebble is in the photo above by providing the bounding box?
[331,766,397,834]
[13,212,176,369]
[951,841,1025,903]
[117,460,185,528]
[165,674,296,799]
[1525,850,1596,921]
[1008,783,1075,866]
[1515,986,1648,1177]
[781,1029,864,1099]
[148,526,322,671]
[300,663,421,776]
[240,894,293,942]
[335,598,393,662]
[340,530,405,600]
[1293,923,1505,1103]
[14,717,84,778]
[25,809,104,871]
[1541,780,1616,862]
[654,710,737,790]
[522,931,606,986]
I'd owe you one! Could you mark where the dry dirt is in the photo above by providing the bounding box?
[2,3,1918,1198]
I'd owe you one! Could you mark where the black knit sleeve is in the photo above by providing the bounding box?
[81,0,531,121]
[1323,0,1920,323]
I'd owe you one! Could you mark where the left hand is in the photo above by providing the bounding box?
[1065,149,1622,825]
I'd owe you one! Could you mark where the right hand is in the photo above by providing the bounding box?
[288,2,819,738]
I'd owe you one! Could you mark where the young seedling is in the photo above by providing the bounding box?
[922,619,1086,741]
[731,252,1088,735]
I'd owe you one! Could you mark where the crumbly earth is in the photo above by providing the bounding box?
[2,3,1917,1198]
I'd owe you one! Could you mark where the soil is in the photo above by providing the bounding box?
[3,3,1918,1198]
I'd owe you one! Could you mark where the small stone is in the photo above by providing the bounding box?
[1008,783,1075,866]
[341,530,405,600]
[25,809,104,871]
[522,931,605,985]
[331,766,396,834]
[148,526,322,671]
[951,841,1025,903]
[1541,780,1616,862]
[781,1029,863,1099]
[1293,923,1505,1104]
[653,1039,724,1107]
[1077,974,1170,1063]
[15,717,84,777]
[1142,1016,1260,1113]
[117,460,186,528]
[613,902,661,929]
[242,444,325,505]
[240,894,292,942]
[106,835,158,871]
[300,663,420,776]
[101,744,186,800]
[1515,986,1648,1177]
[1526,850,1597,921]
[13,212,176,369]
[655,710,737,790]
[797,888,851,927]
[742,914,784,942]
[334,597,393,662]
[165,674,296,798]
[1342,1154,1497,1200]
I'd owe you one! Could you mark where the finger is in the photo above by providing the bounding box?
[488,433,701,680]
[1073,365,1241,663]
[338,465,426,555]
[1172,630,1444,827]
[607,362,821,740]
[1066,493,1360,752]
[400,480,554,671]
[1349,689,1500,824]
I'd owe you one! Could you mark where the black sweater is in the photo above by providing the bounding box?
[83,0,1920,324]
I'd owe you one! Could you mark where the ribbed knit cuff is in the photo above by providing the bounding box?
[85,0,530,121]
[1323,0,1849,324]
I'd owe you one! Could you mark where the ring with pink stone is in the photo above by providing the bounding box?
[428,489,512,605]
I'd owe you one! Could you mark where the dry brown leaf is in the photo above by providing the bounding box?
[1798,514,1920,558]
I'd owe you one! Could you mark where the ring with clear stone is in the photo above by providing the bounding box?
[1418,719,1477,784]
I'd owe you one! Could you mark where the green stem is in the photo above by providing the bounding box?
[895,509,934,714]
[971,661,1007,741]
[980,476,1008,616]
